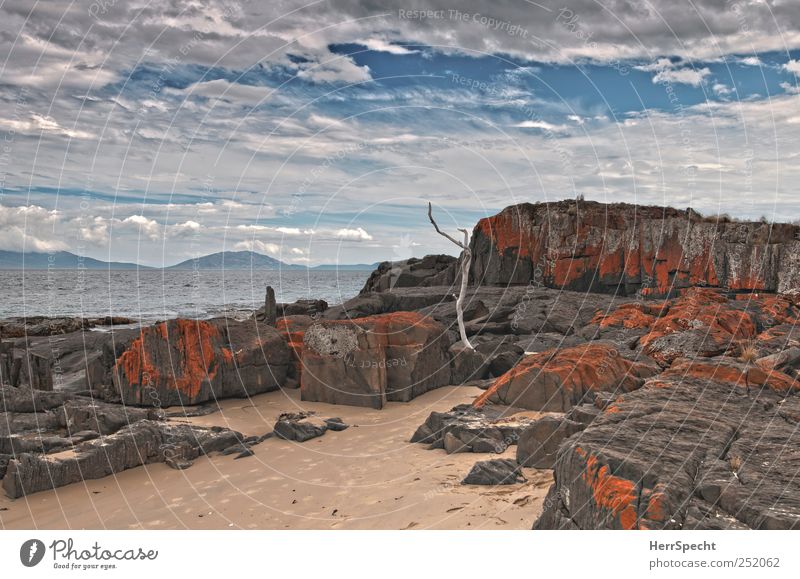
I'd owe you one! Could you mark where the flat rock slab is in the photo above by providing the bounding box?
[462,459,526,485]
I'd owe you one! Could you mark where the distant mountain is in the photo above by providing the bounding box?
[0,250,379,271]
[0,251,148,270]
[166,251,304,270]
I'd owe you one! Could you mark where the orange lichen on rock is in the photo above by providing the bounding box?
[637,289,758,363]
[590,302,662,329]
[576,447,639,530]
[663,359,798,394]
[114,331,161,388]
[115,320,219,400]
[277,316,315,379]
[471,201,798,297]
[474,343,658,411]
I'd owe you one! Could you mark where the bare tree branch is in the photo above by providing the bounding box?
[427,202,473,350]
[428,202,467,249]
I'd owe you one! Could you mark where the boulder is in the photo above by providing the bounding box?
[448,343,489,384]
[360,254,457,293]
[474,343,660,411]
[103,318,291,406]
[273,411,329,442]
[301,312,451,409]
[462,459,526,485]
[411,403,536,454]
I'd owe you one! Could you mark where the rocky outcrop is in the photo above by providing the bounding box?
[2,420,244,498]
[360,254,457,293]
[1,341,53,390]
[470,200,800,296]
[411,403,537,454]
[534,360,800,530]
[300,312,451,409]
[0,316,133,338]
[103,318,291,406]
[474,343,660,411]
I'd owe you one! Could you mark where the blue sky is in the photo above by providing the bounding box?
[1,1,799,266]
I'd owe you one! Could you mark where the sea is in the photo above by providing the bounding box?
[0,269,369,321]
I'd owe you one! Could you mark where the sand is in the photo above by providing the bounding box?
[0,386,553,530]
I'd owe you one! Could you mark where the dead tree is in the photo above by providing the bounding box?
[428,202,473,350]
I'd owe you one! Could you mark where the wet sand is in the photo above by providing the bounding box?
[0,386,552,530]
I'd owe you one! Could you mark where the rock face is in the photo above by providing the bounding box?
[474,343,660,411]
[1,342,53,390]
[470,200,800,296]
[300,312,451,409]
[516,416,585,469]
[104,318,291,406]
[534,360,800,530]
[360,254,457,293]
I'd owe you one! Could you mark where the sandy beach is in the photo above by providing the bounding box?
[0,386,552,530]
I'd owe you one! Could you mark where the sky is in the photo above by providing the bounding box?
[1,0,799,267]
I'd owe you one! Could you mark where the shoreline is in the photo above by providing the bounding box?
[0,386,552,530]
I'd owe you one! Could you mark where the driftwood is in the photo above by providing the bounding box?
[427,202,473,350]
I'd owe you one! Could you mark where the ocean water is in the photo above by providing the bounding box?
[0,269,369,321]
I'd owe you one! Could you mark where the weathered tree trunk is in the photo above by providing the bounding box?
[428,203,473,350]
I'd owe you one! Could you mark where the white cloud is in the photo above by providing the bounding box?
[179,79,273,106]
[358,38,418,55]
[634,58,675,72]
[652,67,711,87]
[739,56,762,66]
[172,220,201,237]
[713,83,733,96]
[513,120,568,132]
[336,227,373,241]
[785,60,800,75]
[120,215,162,242]
[0,204,66,252]
[233,240,281,255]
[780,81,800,95]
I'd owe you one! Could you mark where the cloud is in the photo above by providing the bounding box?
[336,227,373,241]
[357,38,418,55]
[713,83,732,96]
[739,56,762,66]
[0,204,66,252]
[780,81,800,95]
[179,79,273,106]
[785,60,800,75]
[120,215,162,242]
[652,67,711,87]
[513,120,569,132]
[0,113,95,139]
[233,240,281,255]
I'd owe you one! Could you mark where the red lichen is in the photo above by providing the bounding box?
[576,447,639,530]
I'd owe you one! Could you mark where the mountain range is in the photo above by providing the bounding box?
[0,250,379,271]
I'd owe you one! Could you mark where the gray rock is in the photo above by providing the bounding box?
[273,412,328,442]
[516,416,585,469]
[462,459,526,485]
